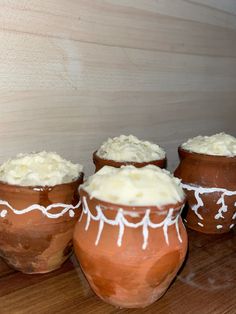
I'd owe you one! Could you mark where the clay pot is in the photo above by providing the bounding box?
[73,189,187,308]
[174,147,236,234]
[93,151,167,172]
[0,173,83,274]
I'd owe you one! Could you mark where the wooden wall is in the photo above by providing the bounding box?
[0,0,236,174]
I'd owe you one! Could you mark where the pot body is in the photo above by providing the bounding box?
[0,174,83,274]
[93,151,166,172]
[174,147,236,234]
[74,190,187,308]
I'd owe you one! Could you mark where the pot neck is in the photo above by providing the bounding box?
[178,147,236,163]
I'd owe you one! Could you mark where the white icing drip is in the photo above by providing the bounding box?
[142,212,149,250]
[79,210,84,222]
[182,184,204,220]
[215,192,228,219]
[0,199,81,219]
[69,209,75,218]
[182,183,236,228]
[216,225,223,229]
[117,212,125,247]
[85,209,91,230]
[230,224,234,229]
[198,222,204,227]
[175,215,182,243]
[81,196,183,250]
[192,191,204,220]
[95,219,104,246]
[0,209,7,218]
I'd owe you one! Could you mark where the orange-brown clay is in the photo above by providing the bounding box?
[0,174,83,274]
[93,151,167,172]
[174,147,236,234]
[73,189,187,308]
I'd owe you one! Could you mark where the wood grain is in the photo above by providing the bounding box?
[0,228,235,314]
[0,2,235,313]
[0,0,236,172]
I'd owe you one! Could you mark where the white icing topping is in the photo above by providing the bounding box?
[96,135,165,162]
[0,151,83,186]
[80,196,183,249]
[81,165,184,206]
[0,199,81,219]
[181,133,236,156]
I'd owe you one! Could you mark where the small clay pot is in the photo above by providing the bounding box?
[73,189,187,308]
[93,151,167,172]
[174,147,236,234]
[0,173,83,274]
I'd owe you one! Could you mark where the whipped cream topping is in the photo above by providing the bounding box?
[81,165,184,206]
[182,133,236,157]
[0,151,83,186]
[96,135,165,162]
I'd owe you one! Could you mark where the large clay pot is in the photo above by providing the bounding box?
[73,189,187,308]
[93,151,167,172]
[0,174,83,274]
[174,147,236,234]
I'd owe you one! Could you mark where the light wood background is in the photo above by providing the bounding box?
[0,0,236,174]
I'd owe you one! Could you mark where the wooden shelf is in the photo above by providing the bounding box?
[0,228,235,313]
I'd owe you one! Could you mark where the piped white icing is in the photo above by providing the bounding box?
[182,183,236,230]
[80,196,183,250]
[0,199,81,219]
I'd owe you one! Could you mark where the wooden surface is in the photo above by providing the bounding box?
[0,228,235,314]
[0,2,235,313]
[0,1,236,174]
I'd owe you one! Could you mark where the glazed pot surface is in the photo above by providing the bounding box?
[73,189,187,308]
[93,151,167,172]
[174,147,236,234]
[0,174,83,274]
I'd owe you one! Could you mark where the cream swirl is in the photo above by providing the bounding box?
[0,151,83,186]
[96,135,165,162]
[81,165,184,206]
[182,133,236,156]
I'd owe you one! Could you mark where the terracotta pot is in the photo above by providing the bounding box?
[93,151,167,172]
[73,189,187,308]
[174,147,236,234]
[0,173,83,274]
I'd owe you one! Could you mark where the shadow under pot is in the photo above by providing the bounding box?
[73,189,187,309]
[174,147,236,234]
[93,151,167,172]
[0,174,83,274]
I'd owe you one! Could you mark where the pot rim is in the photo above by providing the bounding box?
[80,188,185,214]
[0,172,84,192]
[93,151,167,167]
[178,146,236,161]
